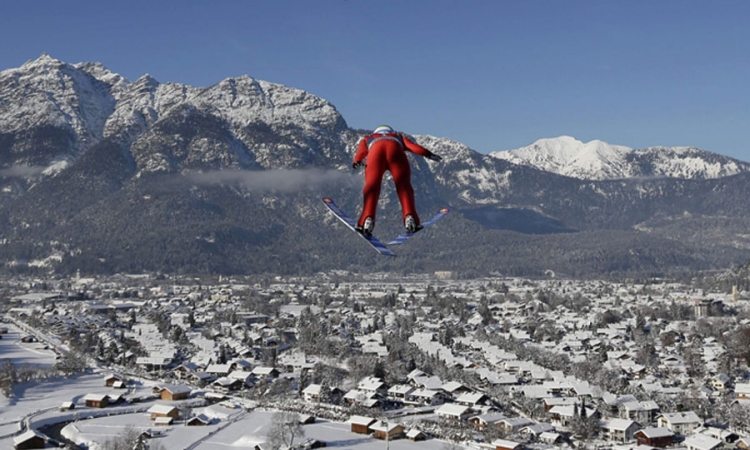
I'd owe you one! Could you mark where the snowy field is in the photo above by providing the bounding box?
[0,323,57,368]
[64,408,453,450]
[0,370,159,447]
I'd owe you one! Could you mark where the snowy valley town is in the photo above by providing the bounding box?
[1,272,750,450]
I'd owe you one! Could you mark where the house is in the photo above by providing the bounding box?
[213,377,246,392]
[709,374,732,391]
[370,421,404,440]
[539,432,563,445]
[147,404,179,421]
[492,438,523,450]
[435,403,472,421]
[469,412,506,430]
[103,373,123,387]
[548,405,594,428]
[348,415,376,434]
[387,384,414,401]
[657,411,702,435]
[499,417,535,434]
[407,388,445,406]
[599,418,639,442]
[251,366,280,380]
[683,434,723,450]
[441,381,472,397]
[187,414,211,426]
[13,429,47,449]
[635,427,675,447]
[83,393,109,408]
[520,423,555,438]
[734,383,750,399]
[406,429,427,441]
[455,391,490,407]
[358,376,388,395]
[155,416,174,426]
[155,383,191,400]
[205,363,234,377]
[60,401,75,411]
[620,400,660,424]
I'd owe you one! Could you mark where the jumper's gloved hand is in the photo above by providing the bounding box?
[352,161,364,169]
[428,154,443,162]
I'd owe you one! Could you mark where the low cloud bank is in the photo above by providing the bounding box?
[0,165,45,178]
[185,168,359,192]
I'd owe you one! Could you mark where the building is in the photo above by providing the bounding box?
[83,393,109,408]
[103,373,123,387]
[148,404,179,421]
[684,434,723,450]
[599,418,639,442]
[370,421,405,440]
[155,383,191,401]
[435,403,472,421]
[657,411,702,435]
[635,427,675,447]
[492,438,523,450]
[348,415,376,434]
[13,430,47,449]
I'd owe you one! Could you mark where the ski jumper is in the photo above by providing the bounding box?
[353,131,437,228]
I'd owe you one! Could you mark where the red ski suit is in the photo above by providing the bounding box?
[353,131,436,228]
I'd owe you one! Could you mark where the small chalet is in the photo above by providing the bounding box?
[387,384,414,401]
[406,429,427,441]
[60,401,75,411]
[683,434,723,450]
[492,438,523,450]
[251,366,280,380]
[83,393,109,408]
[435,403,471,421]
[348,415,377,434]
[455,391,490,407]
[441,381,472,397]
[499,417,535,434]
[469,412,506,430]
[154,383,191,400]
[148,404,179,421]
[103,373,123,387]
[370,421,405,440]
[635,427,675,447]
[734,383,750,399]
[187,414,211,426]
[13,429,47,450]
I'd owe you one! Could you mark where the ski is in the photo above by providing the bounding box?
[388,208,449,246]
[321,198,396,257]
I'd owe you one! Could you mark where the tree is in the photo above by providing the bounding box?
[267,411,305,450]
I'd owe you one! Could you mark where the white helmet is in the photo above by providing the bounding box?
[373,125,393,134]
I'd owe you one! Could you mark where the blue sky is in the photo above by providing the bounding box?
[2,0,750,160]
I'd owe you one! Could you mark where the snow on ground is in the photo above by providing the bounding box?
[0,371,158,446]
[63,407,455,450]
[0,323,58,368]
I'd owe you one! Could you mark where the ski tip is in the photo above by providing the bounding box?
[322,197,333,204]
[440,208,449,213]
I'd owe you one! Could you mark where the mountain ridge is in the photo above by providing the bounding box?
[3,55,750,278]
[491,135,750,180]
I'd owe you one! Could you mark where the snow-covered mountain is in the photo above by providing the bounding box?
[4,55,750,277]
[0,54,349,172]
[490,136,750,180]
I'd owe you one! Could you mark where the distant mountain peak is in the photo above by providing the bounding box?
[490,136,749,180]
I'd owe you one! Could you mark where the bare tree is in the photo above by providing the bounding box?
[267,411,305,450]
